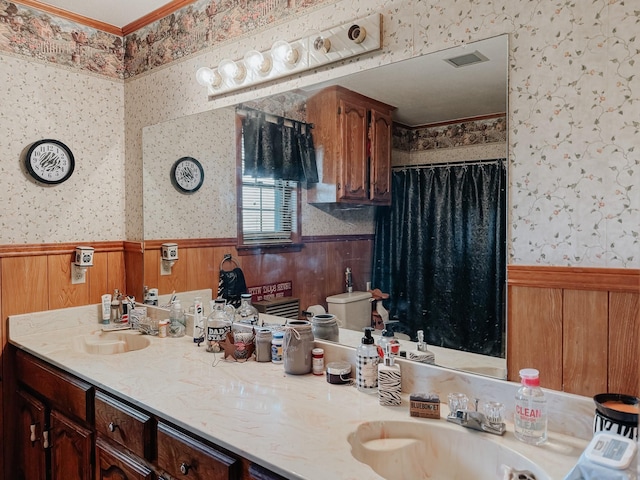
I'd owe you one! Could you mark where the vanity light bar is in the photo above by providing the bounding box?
[196,13,382,98]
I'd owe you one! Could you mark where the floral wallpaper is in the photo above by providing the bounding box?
[393,116,507,152]
[0,0,332,79]
[1,0,637,267]
[0,1,124,77]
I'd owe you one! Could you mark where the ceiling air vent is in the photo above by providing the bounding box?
[444,50,489,68]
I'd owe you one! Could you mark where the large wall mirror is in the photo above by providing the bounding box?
[143,34,508,378]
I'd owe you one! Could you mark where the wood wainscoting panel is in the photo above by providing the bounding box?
[184,246,220,294]
[507,286,563,390]
[124,242,144,302]
[608,292,639,396]
[1,256,49,318]
[48,254,89,309]
[89,252,109,303]
[106,251,126,300]
[562,289,608,396]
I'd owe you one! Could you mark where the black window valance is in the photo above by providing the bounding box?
[241,109,319,184]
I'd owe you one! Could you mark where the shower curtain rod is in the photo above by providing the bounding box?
[236,105,314,130]
[392,158,505,170]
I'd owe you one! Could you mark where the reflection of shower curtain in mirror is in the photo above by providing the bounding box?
[372,160,506,357]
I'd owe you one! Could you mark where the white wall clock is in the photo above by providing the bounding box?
[25,139,75,185]
[171,156,204,194]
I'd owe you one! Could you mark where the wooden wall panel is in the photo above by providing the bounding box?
[184,246,219,294]
[143,249,160,296]
[1,256,49,318]
[562,290,608,396]
[48,254,89,309]
[106,251,126,301]
[608,292,639,396]
[507,286,563,390]
[90,252,109,303]
[139,238,374,319]
[124,243,144,302]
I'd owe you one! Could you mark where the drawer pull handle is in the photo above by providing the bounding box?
[30,424,37,442]
[43,431,49,449]
[108,422,118,433]
[180,462,191,475]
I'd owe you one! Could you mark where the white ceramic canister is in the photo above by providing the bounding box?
[283,320,314,374]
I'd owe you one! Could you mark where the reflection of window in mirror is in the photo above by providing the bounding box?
[236,114,302,253]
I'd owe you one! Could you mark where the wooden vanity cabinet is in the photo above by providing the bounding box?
[12,349,292,480]
[49,409,93,480]
[15,388,48,480]
[14,349,94,480]
[157,422,239,480]
[95,436,153,480]
[306,85,395,205]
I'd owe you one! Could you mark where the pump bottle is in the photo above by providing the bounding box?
[356,327,379,394]
[378,343,401,406]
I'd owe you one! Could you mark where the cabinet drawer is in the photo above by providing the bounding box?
[16,350,93,423]
[96,436,153,480]
[157,422,239,480]
[95,391,154,459]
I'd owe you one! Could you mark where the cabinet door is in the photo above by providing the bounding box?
[369,108,393,204]
[338,98,369,202]
[49,410,93,480]
[157,422,238,480]
[95,437,153,480]
[15,388,48,480]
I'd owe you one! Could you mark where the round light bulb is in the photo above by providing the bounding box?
[243,50,272,75]
[195,67,214,86]
[218,59,246,83]
[271,40,299,66]
[195,67,222,89]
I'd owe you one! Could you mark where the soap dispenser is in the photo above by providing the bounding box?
[356,327,379,394]
[408,330,435,364]
[378,321,400,357]
[378,343,401,406]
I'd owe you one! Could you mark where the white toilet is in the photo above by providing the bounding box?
[326,291,372,331]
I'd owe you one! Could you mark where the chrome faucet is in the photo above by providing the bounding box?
[446,395,506,435]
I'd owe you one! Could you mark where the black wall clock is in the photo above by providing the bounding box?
[25,139,75,185]
[171,156,204,194]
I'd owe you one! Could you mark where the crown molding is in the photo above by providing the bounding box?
[13,0,196,37]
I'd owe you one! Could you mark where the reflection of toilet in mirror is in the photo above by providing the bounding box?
[326,291,372,331]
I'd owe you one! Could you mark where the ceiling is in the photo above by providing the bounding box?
[38,0,175,28]
[302,35,508,126]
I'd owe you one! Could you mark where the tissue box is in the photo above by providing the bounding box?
[410,393,440,419]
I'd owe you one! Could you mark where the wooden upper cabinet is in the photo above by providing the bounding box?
[307,85,396,205]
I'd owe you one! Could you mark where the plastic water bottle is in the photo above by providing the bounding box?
[514,368,547,445]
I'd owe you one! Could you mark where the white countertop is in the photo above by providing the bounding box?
[9,305,588,480]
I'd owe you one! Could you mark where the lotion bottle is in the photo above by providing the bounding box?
[101,294,111,324]
[356,327,379,394]
[378,343,401,406]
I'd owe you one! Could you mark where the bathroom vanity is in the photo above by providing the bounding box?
[8,304,592,479]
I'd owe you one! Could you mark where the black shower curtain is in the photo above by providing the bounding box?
[372,160,506,357]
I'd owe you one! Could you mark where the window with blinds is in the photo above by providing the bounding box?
[241,175,298,243]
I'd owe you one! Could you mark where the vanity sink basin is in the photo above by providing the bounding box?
[348,421,549,480]
[72,331,150,355]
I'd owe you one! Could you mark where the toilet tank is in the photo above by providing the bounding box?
[326,291,372,331]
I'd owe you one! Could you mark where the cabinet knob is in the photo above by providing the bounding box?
[108,422,118,432]
[29,424,37,442]
[43,431,49,449]
[179,462,191,475]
